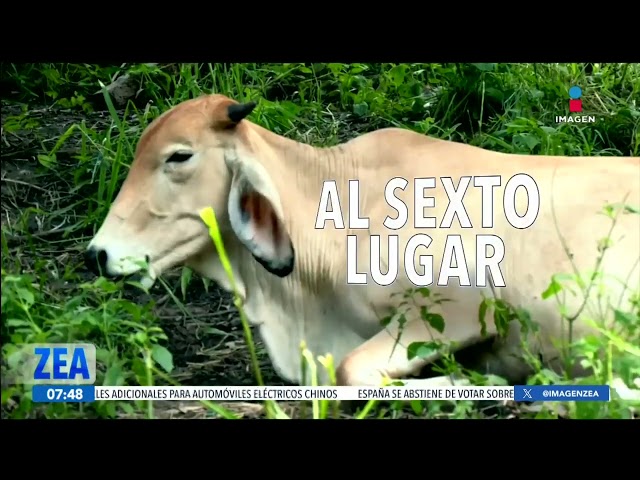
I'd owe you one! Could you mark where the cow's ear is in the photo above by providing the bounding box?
[225,152,295,277]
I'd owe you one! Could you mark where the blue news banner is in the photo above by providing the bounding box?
[31,385,610,403]
[17,343,612,403]
[33,385,96,403]
[513,385,610,402]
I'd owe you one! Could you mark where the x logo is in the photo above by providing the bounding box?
[523,388,533,399]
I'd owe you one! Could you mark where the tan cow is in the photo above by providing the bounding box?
[85,93,640,398]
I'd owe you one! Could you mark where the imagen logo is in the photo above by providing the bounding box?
[555,85,596,124]
[569,85,583,112]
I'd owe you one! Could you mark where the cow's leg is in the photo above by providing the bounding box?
[336,315,640,402]
[335,312,493,387]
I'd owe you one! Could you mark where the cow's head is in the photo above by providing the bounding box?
[85,94,295,288]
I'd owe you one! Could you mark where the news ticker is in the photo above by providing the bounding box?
[31,384,612,403]
[9,342,613,404]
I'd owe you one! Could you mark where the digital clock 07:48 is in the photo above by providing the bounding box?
[32,385,95,403]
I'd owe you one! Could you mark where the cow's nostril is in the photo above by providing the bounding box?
[84,247,109,276]
[97,249,108,270]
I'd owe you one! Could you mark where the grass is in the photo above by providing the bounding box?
[1,62,639,420]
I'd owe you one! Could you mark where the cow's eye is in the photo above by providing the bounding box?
[166,152,193,163]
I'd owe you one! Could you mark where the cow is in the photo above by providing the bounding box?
[85,93,640,399]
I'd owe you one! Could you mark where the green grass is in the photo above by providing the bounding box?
[1,62,639,420]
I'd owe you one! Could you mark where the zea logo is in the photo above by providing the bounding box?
[13,343,97,385]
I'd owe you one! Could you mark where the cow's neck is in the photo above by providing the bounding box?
[216,123,359,298]
[244,121,359,194]
[209,124,368,382]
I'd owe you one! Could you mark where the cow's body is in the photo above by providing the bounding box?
[86,94,640,395]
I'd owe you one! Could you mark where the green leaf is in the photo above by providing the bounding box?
[4,319,32,327]
[613,309,637,328]
[353,102,369,117]
[389,65,406,86]
[520,133,541,151]
[407,341,440,360]
[541,278,562,299]
[180,267,192,300]
[420,307,445,333]
[623,204,639,214]
[151,345,174,373]
[515,307,537,335]
[37,153,56,168]
[104,363,124,386]
[410,400,423,415]
[478,299,489,337]
[95,348,111,363]
[471,63,496,72]
[205,327,228,336]
[417,287,431,298]
[121,403,135,414]
[16,287,35,307]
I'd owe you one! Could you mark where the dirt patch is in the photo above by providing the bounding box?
[152,280,284,388]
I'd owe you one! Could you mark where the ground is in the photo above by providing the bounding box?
[1,63,638,420]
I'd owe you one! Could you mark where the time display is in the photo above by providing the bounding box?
[32,385,95,403]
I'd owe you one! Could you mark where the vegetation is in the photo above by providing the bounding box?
[1,62,638,420]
